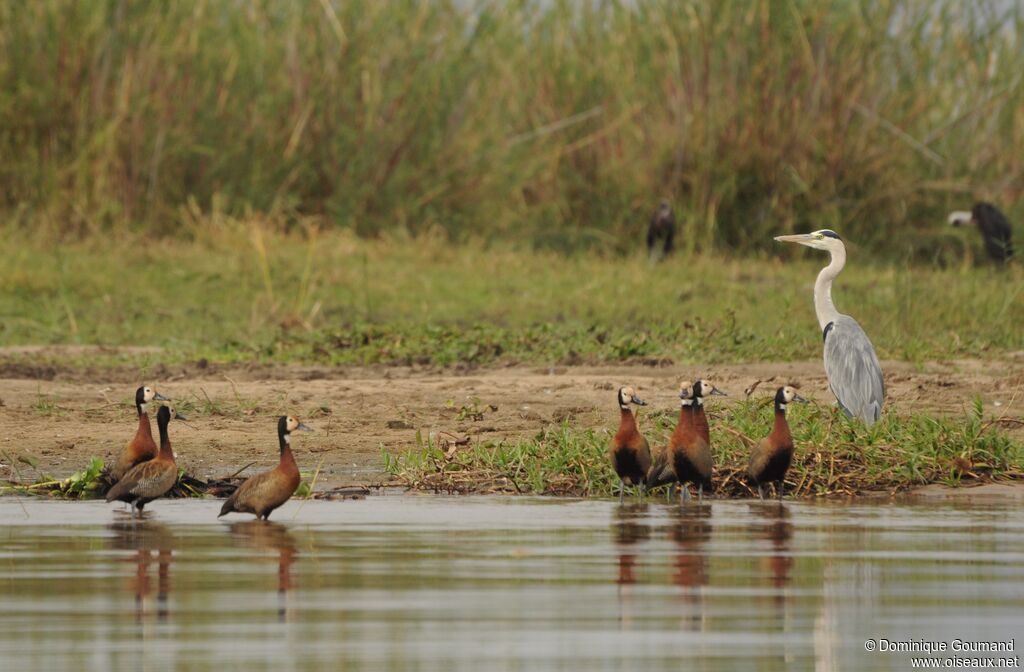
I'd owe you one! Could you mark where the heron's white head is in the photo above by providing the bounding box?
[947,211,973,228]
[774,229,844,253]
[617,386,646,409]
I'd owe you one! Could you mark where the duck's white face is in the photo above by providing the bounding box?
[283,416,314,435]
[618,386,646,408]
[692,379,727,400]
[678,381,694,405]
[162,405,189,421]
[143,386,156,403]
[777,385,808,408]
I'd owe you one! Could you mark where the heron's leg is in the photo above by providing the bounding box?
[681,486,690,504]
[619,481,624,505]
[778,481,785,501]
[697,483,703,504]
[757,485,764,501]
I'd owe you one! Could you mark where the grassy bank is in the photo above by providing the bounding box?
[383,400,1024,497]
[1,227,1022,368]
[2,1,1022,254]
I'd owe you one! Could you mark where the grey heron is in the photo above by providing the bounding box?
[948,202,1014,263]
[774,230,885,426]
[647,200,675,261]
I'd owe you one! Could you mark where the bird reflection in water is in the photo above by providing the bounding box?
[613,503,650,629]
[108,519,174,624]
[757,503,794,604]
[753,502,795,665]
[228,521,299,623]
[669,504,711,630]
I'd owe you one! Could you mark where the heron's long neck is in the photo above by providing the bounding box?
[813,247,845,331]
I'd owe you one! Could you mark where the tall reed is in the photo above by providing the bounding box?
[1,0,1020,256]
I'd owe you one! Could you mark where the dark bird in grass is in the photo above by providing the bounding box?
[948,202,1014,263]
[219,416,313,521]
[747,386,808,500]
[647,380,727,503]
[609,386,651,504]
[647,200,675,261]
[110,385,171,482]
[106,405,187,517]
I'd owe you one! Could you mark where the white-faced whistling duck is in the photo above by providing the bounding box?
[647,381,690,498]
[219,416,313,521]
[111,385,171,482]
[609,386,651,504]
[747,386,808,500]
[647,379,726,503]
[106,405,187,517]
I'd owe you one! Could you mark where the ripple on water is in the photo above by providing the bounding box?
[0,497,1021,670]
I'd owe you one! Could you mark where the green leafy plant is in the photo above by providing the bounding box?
[385,404,1023,498]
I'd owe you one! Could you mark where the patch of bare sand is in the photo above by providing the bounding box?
[0,359,1021,490]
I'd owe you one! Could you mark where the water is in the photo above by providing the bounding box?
[1,497,1022,671]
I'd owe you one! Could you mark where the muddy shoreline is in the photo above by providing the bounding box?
[1,358,1021,493]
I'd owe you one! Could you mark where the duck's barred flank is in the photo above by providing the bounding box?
[106,405,184,516]
[110,386,168,482]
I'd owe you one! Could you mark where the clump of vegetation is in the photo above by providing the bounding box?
[1,2,1021,257]
[2,457,107,498]
[384,399,1024,497]
[1,457,241,500]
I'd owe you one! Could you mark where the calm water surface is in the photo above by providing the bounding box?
[1,496,1022,671]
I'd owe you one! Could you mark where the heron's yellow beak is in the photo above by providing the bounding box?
[774,233,816,244]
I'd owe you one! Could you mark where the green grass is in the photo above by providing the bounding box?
[0,453,318,501]
[1,1,1022,256]
[383,398,1024,497]
[1,227,1021,369]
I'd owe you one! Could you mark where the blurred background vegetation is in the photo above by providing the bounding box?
[1,0,1021,258]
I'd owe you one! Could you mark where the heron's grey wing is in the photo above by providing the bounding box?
[823,315,885,426]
